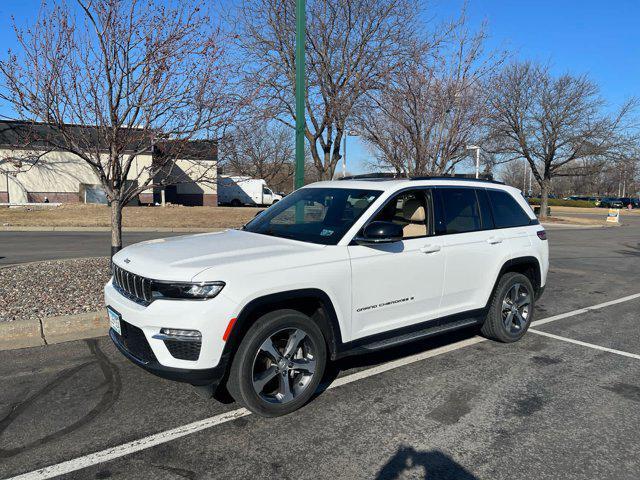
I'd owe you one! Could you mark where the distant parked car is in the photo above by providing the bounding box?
[596,197,624,208]
[563,195,592,201]
[619,197,640,209]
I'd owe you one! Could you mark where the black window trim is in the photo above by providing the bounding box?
[349,184,539,244]
[475,187,496,231]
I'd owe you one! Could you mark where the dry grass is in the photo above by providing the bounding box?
[1,203,632,229]
[0,203,262,229]
[537,205,640,215]
[542,215,608,226]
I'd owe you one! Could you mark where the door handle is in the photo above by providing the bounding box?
[487,236,503,245]
[420,244,441,254]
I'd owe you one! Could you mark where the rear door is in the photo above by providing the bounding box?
[485,188,533,261]
[435,187,509,316]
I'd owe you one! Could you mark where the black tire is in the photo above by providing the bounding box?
[230,199,242,207]
[227,309,327,417]
[481,272,535,343]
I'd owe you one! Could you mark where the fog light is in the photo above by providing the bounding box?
[159,328,202,340]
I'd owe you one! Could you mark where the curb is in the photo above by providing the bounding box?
[0,226,225,233]
[0,311,108,351]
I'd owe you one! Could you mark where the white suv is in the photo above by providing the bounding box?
[105,176,548,416]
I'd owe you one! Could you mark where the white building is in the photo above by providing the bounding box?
[0,121,218,206]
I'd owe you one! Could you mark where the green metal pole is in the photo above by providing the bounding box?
[294,0,306,190]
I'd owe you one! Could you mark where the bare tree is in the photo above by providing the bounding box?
[498,158,530,190]
[486,61,637,218]
[0,0,240,254]
[358,15,501,176]
[219,123,295,193]
[237,0,416,181]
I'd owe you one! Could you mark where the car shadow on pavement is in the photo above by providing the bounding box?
[376,446,478,480]
[317,326,479,394]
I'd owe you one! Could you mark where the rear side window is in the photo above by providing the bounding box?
[487,189,532,228]
[437,188,481,234]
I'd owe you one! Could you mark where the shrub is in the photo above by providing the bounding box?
[527,198,596,208]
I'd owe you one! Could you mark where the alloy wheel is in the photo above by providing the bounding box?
[501,283,532,334]
[251,328,317,404]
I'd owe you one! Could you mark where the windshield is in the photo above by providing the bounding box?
[243,187,381,245]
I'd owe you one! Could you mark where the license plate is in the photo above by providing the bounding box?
[107,307,122,336]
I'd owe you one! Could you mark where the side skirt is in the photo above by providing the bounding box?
[334,309,486,360]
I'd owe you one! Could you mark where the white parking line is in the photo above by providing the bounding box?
[529,329,640,360]
[531,292,640,327]
[7,293,640,480]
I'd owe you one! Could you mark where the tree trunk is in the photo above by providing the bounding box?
[110,199,123,257]
[539,178,551,220]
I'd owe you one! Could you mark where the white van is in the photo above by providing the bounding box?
[217,176,282,207]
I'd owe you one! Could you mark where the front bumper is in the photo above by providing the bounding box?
[109,328,227,386]
[104,279,237,375]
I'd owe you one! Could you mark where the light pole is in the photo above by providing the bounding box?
[466,145,481,179]
[294,0,306,190]
[342,130,357,178]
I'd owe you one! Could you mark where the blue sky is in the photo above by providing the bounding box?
[1,0,638,174]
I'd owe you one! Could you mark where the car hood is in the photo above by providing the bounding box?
[112,229,323,281]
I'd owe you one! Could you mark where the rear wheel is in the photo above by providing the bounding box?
[230,198,242,207]
[481,272,535,342]
[227,309,327,417]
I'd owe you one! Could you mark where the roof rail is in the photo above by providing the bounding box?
[337,172,504,185]
[338,172,403,181]
[411,175,504,185]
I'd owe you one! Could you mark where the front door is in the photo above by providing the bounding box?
[348,189,446,340]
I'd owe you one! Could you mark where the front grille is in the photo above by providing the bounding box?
[112,264,152,305]
[164,340,202,361]
[114,320,156,363]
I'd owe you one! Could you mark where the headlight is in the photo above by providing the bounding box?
[151,281,225,300]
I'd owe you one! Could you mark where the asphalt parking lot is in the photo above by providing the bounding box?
[0,232,180,266]
[1,218,639,480]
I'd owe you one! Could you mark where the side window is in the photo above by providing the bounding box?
[487,189,532,228]
[371,189,432,239]
[437,188,482,234]
[475,188,495,230]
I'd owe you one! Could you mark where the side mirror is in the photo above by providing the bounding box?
[355,221,403,245]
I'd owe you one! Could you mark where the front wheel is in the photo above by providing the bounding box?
[481,272,535,343]
[227,309,327,417]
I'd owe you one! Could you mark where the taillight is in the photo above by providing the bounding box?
[536,230,547,240]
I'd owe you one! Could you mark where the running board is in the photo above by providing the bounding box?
[361,318,479,351]
[337,316,482,359]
